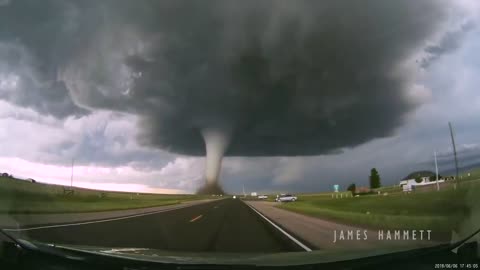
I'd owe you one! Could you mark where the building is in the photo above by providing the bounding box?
[400,170,444,191]
[399,178,431,186]
[356,187,371,194]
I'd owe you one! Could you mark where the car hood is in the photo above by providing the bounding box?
[46,242,442,266]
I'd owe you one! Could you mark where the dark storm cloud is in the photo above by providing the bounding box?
[421,21,476,68]
[2,0,456,156]
[0,0,88,117]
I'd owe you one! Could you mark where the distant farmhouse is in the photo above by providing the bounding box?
[356,186,371,193]
[399,170,447,191]
[1,172,36,183]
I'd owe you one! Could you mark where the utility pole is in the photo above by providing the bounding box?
[434,151,439,191]
[70,158,74,188]
[448,122,459,189]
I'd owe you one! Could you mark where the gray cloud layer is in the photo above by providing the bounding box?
[1,0,456,157]
[421,21,475,68]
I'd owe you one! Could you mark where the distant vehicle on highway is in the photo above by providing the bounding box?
[276,194,297,202]
[257,195,268,199]
[232,195,236,199]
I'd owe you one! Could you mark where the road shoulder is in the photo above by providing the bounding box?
[245,201,440,251]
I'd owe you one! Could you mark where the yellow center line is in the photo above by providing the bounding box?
[189,215,203,222]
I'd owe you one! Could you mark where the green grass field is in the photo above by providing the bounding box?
[458,167,480,181]
[0,176,207,214]
[278,176,480,232]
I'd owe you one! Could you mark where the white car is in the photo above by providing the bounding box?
[276,194,297,202]
[257,195,268,199]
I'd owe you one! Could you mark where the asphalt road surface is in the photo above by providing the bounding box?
[8,199,306,253]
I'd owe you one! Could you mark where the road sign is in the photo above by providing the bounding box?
[333,184,339,192]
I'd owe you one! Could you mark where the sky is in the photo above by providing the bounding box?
[1,0,480,194]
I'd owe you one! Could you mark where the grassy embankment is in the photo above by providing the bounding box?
[277,170,480,232]
[0,176,207,214]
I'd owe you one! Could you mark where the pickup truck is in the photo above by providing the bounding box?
[276,194,297,202]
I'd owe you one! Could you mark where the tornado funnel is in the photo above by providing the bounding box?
[201,127,231,186]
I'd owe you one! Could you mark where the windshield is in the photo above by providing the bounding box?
[0,0,479,267]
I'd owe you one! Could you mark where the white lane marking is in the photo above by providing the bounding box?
[189,214,203,222]
[3,202,208,232]
[246,204,312,252]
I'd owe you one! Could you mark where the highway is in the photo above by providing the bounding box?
[7,199,308,253]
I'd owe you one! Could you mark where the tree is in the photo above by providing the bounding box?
[369,168,382,189]
[347,183,356,193]
[429,175,441,181]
